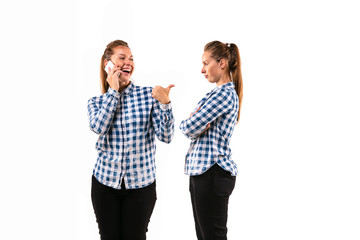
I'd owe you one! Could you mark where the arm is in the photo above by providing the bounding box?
[87,88,120,135]
[179,89,234,139]
[151,101,175,143]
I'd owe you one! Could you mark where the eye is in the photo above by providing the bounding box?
[130,58,134,61]
[119,57,125,60]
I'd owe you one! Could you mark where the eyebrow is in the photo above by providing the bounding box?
[117,54,133,58]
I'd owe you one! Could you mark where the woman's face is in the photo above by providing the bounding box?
[108,45,134,82]
[201,51,222,84]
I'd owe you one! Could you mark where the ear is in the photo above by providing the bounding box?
[219,59,227,70]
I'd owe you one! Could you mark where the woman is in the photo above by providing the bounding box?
[179,40,243,240]
[87,40,175,240]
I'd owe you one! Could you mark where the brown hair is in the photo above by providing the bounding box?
[204,40,243,123]
[100,40,130,94]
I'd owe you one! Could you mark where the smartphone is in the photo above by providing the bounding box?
[105,61,115,74]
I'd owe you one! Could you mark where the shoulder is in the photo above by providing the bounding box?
[211,85,235,100]
[209,85,237,109]
[88,87,121,104]
[88,93,104,105]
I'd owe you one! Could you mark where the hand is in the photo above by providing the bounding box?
[189,107,210,134]
[201,123,211,134]
[106,65,123,91]
[189,107,200,118]
[151,84,175,104]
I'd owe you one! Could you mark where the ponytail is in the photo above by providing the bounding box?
[228,43,243,123]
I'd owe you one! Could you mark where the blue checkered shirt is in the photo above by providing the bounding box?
[88,83,175,189]
[179,82,239,176]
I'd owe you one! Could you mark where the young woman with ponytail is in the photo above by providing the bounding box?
[180,40,243,240]
[88,40,175,240]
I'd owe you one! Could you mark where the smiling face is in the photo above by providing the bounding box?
[106,45,134,82]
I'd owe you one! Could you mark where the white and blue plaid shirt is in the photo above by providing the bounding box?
[180,82,239,176]
[88,82,174,189]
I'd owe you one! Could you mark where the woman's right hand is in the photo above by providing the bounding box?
[106,65,122,91]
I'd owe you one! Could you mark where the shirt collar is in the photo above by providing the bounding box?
[122,81,135,95]
[212,81,235,93]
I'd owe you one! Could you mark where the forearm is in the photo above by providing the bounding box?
[153,102,175,143]
[179,117,208,139]
[88,89,120,135]
[161,112,175,143]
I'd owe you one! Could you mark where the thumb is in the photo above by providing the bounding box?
[165,84,175,93]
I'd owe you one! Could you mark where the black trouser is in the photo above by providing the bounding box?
[190,164,236,240]
[91,176,156,240]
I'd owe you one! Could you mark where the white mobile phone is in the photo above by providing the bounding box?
[105,61,115,74]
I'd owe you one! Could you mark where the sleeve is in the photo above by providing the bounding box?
[87,88,120,135]
[151,100,175,144]
[179,89,234,139]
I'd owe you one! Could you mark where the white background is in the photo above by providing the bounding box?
[1,0,359,239]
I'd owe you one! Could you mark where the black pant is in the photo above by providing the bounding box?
[190,164,236,240]
[91,176,156,240]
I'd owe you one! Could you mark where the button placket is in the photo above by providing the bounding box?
[119,94,127,188]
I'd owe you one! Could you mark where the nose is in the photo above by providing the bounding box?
[123,60,132,67]
[201,66,205,74]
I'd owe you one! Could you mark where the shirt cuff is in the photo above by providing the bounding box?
[160,101,172,111]
[107,87,120,98]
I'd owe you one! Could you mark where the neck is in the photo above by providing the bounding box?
[118,81,131,92]
[216,74,231,87]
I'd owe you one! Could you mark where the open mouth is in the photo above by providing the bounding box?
[122,69,131,74]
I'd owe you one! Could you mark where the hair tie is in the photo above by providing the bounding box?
[227,43,231,48]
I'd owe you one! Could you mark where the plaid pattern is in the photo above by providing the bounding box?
[180,82,239,176]
[88,83,174,189]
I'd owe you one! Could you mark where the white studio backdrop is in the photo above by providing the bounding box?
[0,0,359,239]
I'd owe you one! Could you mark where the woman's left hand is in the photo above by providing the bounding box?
[152,84,175,104]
